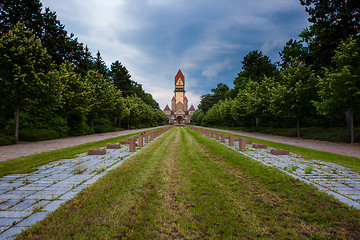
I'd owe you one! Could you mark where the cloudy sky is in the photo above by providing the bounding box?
[41,0,310,110]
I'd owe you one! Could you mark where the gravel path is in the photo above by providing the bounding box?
[203,127,360,159]
[0,127,163,162]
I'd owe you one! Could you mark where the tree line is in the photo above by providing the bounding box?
[193,0,360,144]
[0,0,166,144]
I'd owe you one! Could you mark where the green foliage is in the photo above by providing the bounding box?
[0,3,162,145]
[0,22,58,142]
[0,134,17,146]
[316,36,360,143]
[192,109,205,125]
[299,0,360,69]
[19,129,60,141]
[238,50,278,82]
[198,83,229,113]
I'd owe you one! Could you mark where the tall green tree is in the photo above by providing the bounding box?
[316,36,360,144]
[227,50,279,99]
[50,62,92,128]
[0,22,55,142]
[279,39,309,68]
[110,60,133,96]
[0,0,43,35]
[239,50,278,82]
[95,50,109,80]
[197,83,229,113]
[300,0,360,69]
[279,57,318,138]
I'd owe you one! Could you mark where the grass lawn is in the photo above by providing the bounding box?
[0,130,151,178]
[206,127,360,174]
[17,127,360,239]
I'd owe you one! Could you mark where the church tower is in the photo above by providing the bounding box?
[174,69,185,112]
[163,69,195,124]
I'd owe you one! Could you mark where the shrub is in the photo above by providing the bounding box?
[19,129,60,141]
[94,125,118,133]
[93,118,111,126]
[0,134,17,146]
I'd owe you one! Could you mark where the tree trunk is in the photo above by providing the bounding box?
[92,119,94,129]
[114,117,117,124]
[119,119,121,129]
[350,105,354,144]
[269,121,272,135]
[296,117,300,138]
[65,114,68,128]
[15,105,20,143]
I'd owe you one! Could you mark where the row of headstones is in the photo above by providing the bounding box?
[88,127,174,155]
[187,126,289,155]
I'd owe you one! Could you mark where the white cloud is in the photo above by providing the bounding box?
[202,59,231,79]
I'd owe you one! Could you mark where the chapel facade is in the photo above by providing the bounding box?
[163,69,195,124]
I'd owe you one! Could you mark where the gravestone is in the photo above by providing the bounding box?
[88,149,106,155]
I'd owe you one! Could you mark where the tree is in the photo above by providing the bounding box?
[279,39,309,68]
[279,57,318,138]
[316,36,360,144]
[192,109,205,125]
[0,22,54,142]
[0,0,43,35]
[299,0,360,69]
[239,50,278,82]
[110,60,133,96]
[227,50,279,99]
[50,62,92,128]
[95,51,109,80]
[197,83,229,113]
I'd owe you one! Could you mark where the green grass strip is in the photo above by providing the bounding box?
[207,128,360,174]
[17,127,360,239]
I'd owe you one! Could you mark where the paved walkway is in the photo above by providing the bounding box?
[0,127,163,162]
[215,138,360,209]
[203,127,360,159]
[0,131,161,239]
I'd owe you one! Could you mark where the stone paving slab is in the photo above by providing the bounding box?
[0,131,162,239]
[213,137,360,209]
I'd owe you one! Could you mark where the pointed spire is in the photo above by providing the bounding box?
[171,96,176,101]
[188,105,195,111]
[184,96,188,101]
[163,105,171,111]
[175,69,184,83]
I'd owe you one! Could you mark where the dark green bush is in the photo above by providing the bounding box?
[94,125,116,133]
[302,127,360,143]
[0,134,17,146]
[93,118,111,126]
[241,126,359,143]
[19,129,60,141]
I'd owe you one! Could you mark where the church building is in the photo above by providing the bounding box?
[163,69,195,124]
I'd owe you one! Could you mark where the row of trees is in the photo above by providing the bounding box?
[0,1,166,143]
[194,0,360,144]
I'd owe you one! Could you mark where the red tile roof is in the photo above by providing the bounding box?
[184,96,188,101]
[163,105,171,111]
[171,97,176,101]
[175,69,184,83]
[188,105,195,111]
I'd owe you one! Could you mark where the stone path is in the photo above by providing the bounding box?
[204,127,360,159]
[206,133,360,209]
[0,128,168,239]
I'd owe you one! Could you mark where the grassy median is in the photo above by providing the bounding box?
[17,127,360,239]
